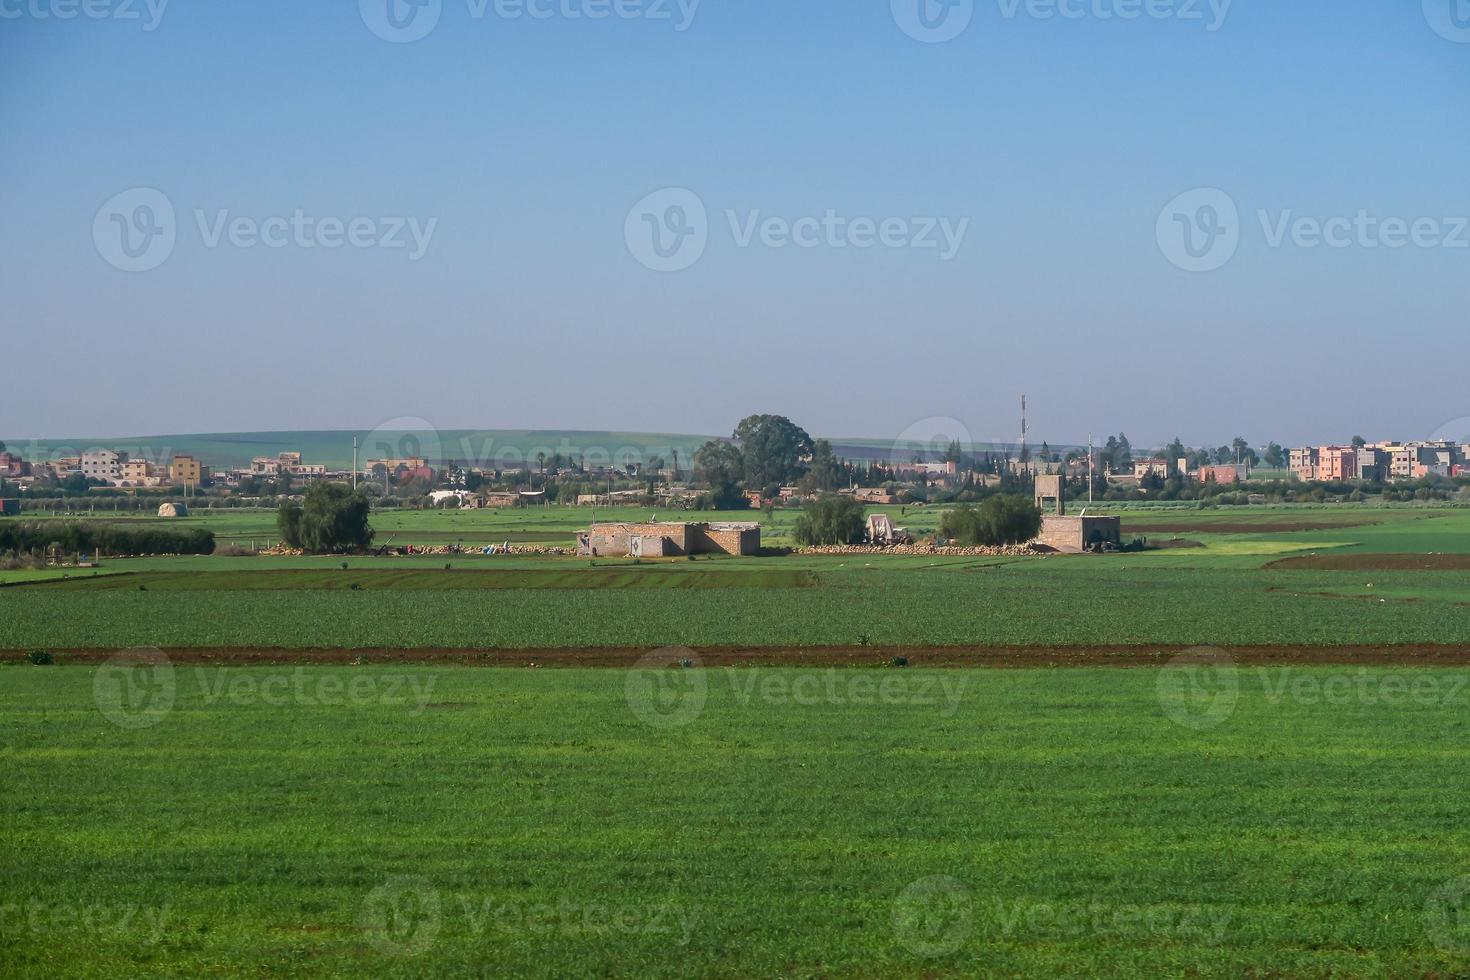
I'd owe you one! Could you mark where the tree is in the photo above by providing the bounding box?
[1263,443,1286,469]
[799,439,843,494]
[733,415,813,488]
[940,495,1042,547]
[693,440,746,510]
[1351,435,1367,448]
[792,495,866,546]
[277,482,373,553]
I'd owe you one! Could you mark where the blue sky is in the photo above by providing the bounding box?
[1,0,1466,449]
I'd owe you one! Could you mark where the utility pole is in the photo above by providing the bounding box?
[352,436,358,492]
[1019,394,1028,471]
[1088,432,1094,505]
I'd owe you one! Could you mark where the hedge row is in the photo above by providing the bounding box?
[0,522,215,556]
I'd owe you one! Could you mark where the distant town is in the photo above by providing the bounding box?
[3,430,1469,518]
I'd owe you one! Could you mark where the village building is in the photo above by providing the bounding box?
[577,521,761,558]
[1031,475,1121,553]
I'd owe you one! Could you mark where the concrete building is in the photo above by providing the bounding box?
[81,450,124,483]
[577,521,761,558]
[1031,474,1121,553]
[170,455,205,485]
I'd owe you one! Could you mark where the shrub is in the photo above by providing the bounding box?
[0,522,213,557]
[792,495,867,546]
[26,650,53,665]
[940,495,1042,546]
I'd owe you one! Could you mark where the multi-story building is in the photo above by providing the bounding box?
[0,451,28,478]
[120,458,161,485]
[251,452,327,479]
[1289,447,1318,481]
[80,450,125,483]
[170,455,205,485]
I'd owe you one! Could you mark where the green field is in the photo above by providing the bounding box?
[6,503,1470,976]
[3,506,1469,651]
[5,665,1470,976]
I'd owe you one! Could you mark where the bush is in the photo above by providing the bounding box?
[940,495,1042,546]
[0,522,214,557]
[792,495,867,546]
[26,650,53,665]
[277,483,373,554]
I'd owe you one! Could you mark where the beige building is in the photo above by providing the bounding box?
[577,521,761,558]
[170,455,205,485]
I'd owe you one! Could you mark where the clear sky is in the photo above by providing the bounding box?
[2,0,1466,450]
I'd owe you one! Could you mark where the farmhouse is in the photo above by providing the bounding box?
[577,521,761,558]
[1031,474,1121,553]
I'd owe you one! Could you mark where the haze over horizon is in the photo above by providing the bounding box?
[3,0,1466,448]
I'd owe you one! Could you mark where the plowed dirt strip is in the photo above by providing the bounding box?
[13,645,1470,667]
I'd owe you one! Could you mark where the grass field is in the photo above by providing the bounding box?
[4,507,1469,651]
[6,502,1470,976]
[5,665,1470,976]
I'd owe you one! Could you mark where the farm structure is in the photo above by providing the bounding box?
[577,521,761,558]
[1032,474,1121,553]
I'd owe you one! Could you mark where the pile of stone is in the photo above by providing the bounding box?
[796,542,1048,557]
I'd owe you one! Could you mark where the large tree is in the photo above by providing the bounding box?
[277,482,373,553]
[693,440,746,509]
[792,494,866,546]
[733,414,813,489]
